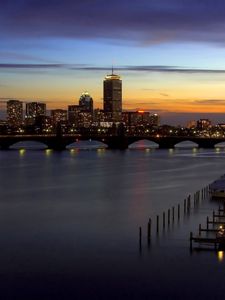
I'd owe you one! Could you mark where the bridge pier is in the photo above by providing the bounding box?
[158,143,175,149]
[106,136,129,150]
[47,143,67,151]
[0,145,10,150]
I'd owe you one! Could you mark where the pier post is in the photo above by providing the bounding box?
[190,232,193,250]
[139,227,142,248]
[184,199,186,213]
[187,195,191,213]
[147,219,151,242]
[199,224,201,236]
[207,216,209,230]
[168,209,170,226]
[156,215,159,234]
[163,212,165,229]
[172,206,175,222]
[178,204,180,220]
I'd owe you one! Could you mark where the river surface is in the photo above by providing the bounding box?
[0,143,225,299]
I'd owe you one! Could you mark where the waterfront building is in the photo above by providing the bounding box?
[149,113,160,127]
[79,92,93,113]
[35,116,53,134]
[25,102,46,125]
[122,111,155,127]
[187,120,197,129]
[68,105,81,126]
[78,112,93,128]
[7,100,23,128]
[103,69,122,122]
[197,119,212,130]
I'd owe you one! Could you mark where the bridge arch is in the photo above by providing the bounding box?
[214,142,225,148]
[174,140,199,148]
[128,139,159,149]
[9,140,48,150]
[66,139,107,149]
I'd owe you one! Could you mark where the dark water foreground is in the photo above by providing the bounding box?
[0,145,225,299]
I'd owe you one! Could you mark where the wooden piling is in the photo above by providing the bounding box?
[156,215,159,234]
[187,195,191,212]
[184,199,186,213]
[178,204,180,220]
[139,227,142,248]
[163,212,165,229]
[199,223,201,236]
[147,219,152,243]
[207,216,209,230]
[149,218,151,239]
[172,206,175,222]
[168,209,170,225]
[190,232,193,250]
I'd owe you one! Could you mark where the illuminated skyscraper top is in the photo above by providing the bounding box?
[103,68,122,122]
[79,91,93,113]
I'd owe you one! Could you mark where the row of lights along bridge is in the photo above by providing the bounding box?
[0,71,224,138]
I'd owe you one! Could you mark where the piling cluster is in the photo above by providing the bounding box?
[139,185,210,249]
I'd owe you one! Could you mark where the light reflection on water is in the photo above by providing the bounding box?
[0,146,225,299]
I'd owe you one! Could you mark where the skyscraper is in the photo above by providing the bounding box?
[79,92,93,113]
[103,69,122,122]
[7,100,23,127]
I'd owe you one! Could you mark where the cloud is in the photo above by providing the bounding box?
[0,63,65,69]
[1,63,225,75]
[193,99,225,105]
[1,0,225,46]
[160,93,169,97]
[0,52,55,63]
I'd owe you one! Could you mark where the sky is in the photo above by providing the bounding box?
[1,0,225,124]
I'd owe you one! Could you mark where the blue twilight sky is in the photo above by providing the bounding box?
[1,0,225,124]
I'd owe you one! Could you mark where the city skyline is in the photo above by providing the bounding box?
[2,1,225,124]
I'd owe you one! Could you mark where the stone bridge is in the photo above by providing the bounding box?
[0,134,225,150]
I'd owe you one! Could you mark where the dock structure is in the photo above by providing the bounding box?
[190,232,220,250]
[190,206,225,251]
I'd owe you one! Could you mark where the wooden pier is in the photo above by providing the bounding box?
[190,205,225,250]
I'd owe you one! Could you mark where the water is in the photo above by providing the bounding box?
[1,145,225,299]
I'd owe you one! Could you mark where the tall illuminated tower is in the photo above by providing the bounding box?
[103,68,122,122]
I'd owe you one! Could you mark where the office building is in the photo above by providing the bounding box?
[7,100,23,127]
[68,105,81,126]
[25,102,46,125]
[149,113,160,126]
[51,109,67,125]
[103,69,122,122]
[79,92,93,113]
[197,119,211,130]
